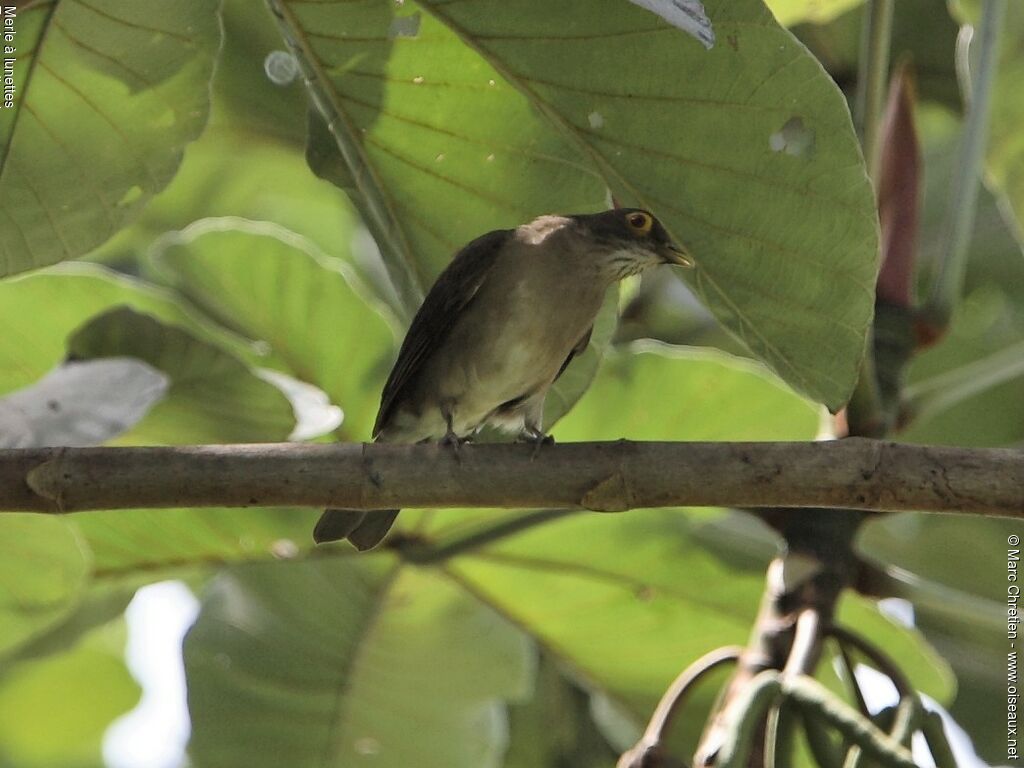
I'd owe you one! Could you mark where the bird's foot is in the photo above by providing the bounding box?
[440,430,471,462]
[517,428,554,460]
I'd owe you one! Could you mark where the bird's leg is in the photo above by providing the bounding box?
[517,423,554,461]
[439,402,469,459]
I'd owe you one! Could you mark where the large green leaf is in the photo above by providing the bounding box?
[74,506,318,581]
[67,307,295,444]
[289,1,607,314]
[94,132,361,278]
[0,264,258,397]
[184,558,533,768]
[504,655,619,768]
[446,507,953,755]
[0,516,88,659]
[281,0,879,410]
[555,342,820,442]
[0,617,138,768]
[155,219,397,440]
[0,0,220,276]
[417,346,948,752]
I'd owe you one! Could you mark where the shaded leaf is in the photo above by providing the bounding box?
[288,0,879,409]
[0,264,258,398]
[67,307,295,444]
[93,128,360,279]
[0,0,220,276]
[288,0,607,317]
[554,342,820,443]
[74,506,317,580]
[155,218,397,440]
[0,516,88,659]
[184,558,533,768]
[0,618,138,768]
[446,506,952,755]
[504,655,620,768]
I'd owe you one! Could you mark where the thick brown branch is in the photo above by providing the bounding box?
[0,438,1021,515]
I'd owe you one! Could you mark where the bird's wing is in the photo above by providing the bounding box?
[373,228,513,437]
[553,326,593,383]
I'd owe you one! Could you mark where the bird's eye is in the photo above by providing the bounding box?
[627,212,653,235]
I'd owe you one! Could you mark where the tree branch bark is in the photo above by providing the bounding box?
[1,438,1021,516]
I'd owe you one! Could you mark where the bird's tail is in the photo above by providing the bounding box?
[313,508,400,551]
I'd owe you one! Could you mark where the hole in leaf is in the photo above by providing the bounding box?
[388,12,421,39]
[769,116,815,157]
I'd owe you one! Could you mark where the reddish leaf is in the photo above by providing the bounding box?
[876,62,922,308]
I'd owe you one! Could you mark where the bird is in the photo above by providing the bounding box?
[314,207,692,550]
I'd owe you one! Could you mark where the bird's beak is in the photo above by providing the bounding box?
[661,242,694,268]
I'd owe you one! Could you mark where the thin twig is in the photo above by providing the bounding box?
[828,624,913,700]
[834,636,872,719]
[617,646,742,767]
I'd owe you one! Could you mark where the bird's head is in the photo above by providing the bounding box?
[573,208,693,280]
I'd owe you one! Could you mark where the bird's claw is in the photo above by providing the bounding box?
[441,431,471,462]
[517,429,554,460]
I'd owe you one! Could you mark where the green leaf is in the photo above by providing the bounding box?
[184,558,533,768]
[763,0,864,26]
[91,129,361,277]
[445,507,953,755]
[285,0,879,409]
[0,0,221,276]
[0,264,257,398]
[0,617,138,768]
[554,342,820,442]
[74,507,317,580]
[834,594,955,703]
[0,516,88,659]
[287,2,607,317]
[67,307,295,444]
[504,656,619,768]
[155,219,398,439]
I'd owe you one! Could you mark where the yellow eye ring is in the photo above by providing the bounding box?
[627,211,653,235]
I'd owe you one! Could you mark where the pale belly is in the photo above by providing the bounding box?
[381,268,607,442]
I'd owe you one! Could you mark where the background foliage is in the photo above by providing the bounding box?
[1,0,1021,765]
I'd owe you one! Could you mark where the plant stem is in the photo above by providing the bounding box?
[855,0,895,177]
[847,0,895,436]
[921,0,1007,333]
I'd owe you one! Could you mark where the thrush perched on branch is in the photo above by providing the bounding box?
[314,208,692,550]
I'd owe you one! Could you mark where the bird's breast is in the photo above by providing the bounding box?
[384,242,609,440]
